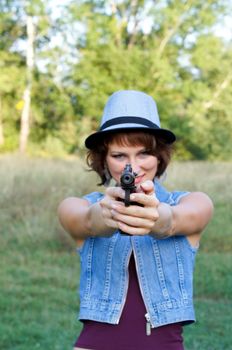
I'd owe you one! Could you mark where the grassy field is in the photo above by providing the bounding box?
[0,155,232,350]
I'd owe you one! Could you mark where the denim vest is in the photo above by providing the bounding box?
[77,181,198,328]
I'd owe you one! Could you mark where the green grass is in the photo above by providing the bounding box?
[0,155,232,350]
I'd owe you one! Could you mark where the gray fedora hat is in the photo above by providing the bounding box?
[85,90,176,149]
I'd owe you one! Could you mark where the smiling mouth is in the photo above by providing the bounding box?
[135,175,144,184]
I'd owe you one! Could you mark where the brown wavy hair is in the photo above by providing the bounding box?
[86,131,174,185]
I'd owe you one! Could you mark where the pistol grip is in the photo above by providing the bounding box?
[124,189,131,207]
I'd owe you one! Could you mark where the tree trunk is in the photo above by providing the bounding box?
[19,14,35,153]
[0,95,4,146]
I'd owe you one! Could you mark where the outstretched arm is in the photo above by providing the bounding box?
[168,191,214,246]
[57,187,126,244]
[58,183,214,247]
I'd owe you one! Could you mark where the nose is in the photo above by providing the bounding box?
[129,158,141,175]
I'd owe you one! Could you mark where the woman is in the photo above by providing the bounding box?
[58,90,213,350]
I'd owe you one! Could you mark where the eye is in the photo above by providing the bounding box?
[139,150,151,156]
[111,154,125,159]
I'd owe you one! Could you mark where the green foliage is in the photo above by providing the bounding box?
[30,73,76,153]
[65,0,232,157]
[0,157,231,349]
[0,0,232,159]
[0,1,26,151]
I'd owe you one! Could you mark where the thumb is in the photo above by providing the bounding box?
[140,180,155,195]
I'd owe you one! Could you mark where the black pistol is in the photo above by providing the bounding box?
[120,164,137,206]
[119,164,138,236]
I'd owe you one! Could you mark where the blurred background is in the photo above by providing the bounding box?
[0,0,231,349]
[1,0,232,159]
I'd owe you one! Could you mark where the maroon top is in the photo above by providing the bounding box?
[75,254,184,350]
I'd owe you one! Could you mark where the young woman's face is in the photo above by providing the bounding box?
[106,141,158,186]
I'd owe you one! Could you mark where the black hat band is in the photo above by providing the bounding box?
[100,116,160,131]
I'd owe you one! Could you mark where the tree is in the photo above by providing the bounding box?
[19,12,35,153]
[0,0,69,154]
[17,0,76,155]
[1,0,231,159]
[0,0,25,150]
[63,0,232,159]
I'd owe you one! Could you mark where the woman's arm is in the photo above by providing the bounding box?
[168,191,214,246]
[58,197,92,245]
[58,186,214,247]
[57,187,126,244]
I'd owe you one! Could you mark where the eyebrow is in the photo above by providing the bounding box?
[109,147,147,154]
[110,151,126,155]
